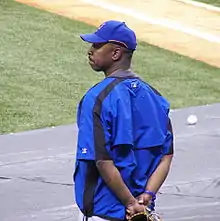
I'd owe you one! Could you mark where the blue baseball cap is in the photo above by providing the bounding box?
[80,20,137,51]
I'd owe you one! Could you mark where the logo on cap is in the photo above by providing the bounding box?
[98,22,106,30]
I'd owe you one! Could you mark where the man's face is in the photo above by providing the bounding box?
[87,43,118,72]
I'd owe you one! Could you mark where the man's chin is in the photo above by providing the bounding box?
[89,63,104,72]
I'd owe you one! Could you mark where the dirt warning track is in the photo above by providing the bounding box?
[16,0,220,68]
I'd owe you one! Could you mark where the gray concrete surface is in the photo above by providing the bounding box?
[0,103,220,221]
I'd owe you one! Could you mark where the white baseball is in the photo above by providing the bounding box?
[187,114,198,125]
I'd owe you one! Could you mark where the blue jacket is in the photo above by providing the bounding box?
[74,71,173,220]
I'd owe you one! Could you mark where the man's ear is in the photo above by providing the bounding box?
[112,48,123,61]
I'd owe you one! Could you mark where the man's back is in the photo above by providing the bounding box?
[75,73,172,220]
[119,77,170,147]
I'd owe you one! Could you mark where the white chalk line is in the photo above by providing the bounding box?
[176,0,220,13]
[83,0,220,44]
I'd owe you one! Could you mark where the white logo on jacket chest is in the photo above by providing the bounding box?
[131,82,137,88]
[82,148,87,154]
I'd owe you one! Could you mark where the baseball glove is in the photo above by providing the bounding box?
[128,210,149,221]
[128,208,162,221]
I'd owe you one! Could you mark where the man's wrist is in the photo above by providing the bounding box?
[144,190,156,200]
[125,196,137,207]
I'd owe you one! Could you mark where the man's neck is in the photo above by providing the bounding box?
[104,64,131,77]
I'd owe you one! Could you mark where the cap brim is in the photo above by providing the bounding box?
[80,33,107,43]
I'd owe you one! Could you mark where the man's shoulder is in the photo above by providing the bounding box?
[80,77,125,108]
[87,77,130,98]
[84,78,114,96]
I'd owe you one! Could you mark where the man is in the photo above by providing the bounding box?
[73,20,174,221]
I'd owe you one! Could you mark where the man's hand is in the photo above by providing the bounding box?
[136,192,152,206]
[126,199,145,220]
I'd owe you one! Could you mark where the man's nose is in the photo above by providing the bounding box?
[88,46,94,55]
[88,50,92,56]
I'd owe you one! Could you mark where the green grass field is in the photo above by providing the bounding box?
[195,0,220,7]
[0,0,220,134]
